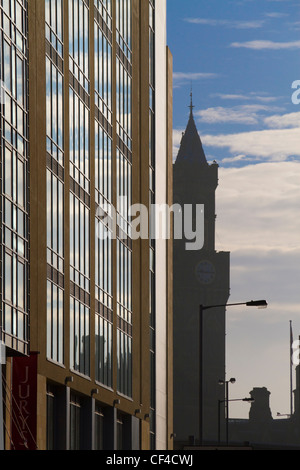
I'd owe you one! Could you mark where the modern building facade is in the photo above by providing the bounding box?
[173,101,230,447]
[0,0,173,450]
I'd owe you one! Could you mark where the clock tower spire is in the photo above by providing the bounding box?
[173,98,230,446]
[189,89,194,115]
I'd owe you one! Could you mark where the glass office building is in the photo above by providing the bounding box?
[0,0,173,450]
[0,0,29,356]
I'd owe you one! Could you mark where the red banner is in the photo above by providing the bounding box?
[11,353,38,450]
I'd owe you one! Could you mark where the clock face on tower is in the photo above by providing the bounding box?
[195,260,216,285]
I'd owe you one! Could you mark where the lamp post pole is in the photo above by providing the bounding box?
[226,380,229,446]
[199,304,203,447]
[198,300,267,447]
[218,399,222,445]
[0,362,3,451]
[225,378,236,446]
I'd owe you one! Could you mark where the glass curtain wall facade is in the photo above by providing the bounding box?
[45,0,65,365]
[0,0,29,355]
[94,0,113,389]
[0,0,172,451]
[68,0,91,377]
[44,0,134,400]
[116,0,133,399]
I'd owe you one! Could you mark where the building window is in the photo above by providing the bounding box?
[70,296,90,377]
[95,122,112,209]
[69,88,90,193]
[116,148,132,238]
[1,0,27,55]
[1,0,29,354]
[45,0,65,366]
[2,249,27,341]
[94,0,112,30]
[116,146,132,397]
[47,280,64,364]
[116,0,132,59]
[68,0,90,93]
[46,169,64,274]
[94,21,112,123]
[117,328,132,398]
[95,220,113,310]
[116,0,132,148]
[116,239,132,321]
[46,384,55,450]
[116,57,132,150]
[117,414,124,450]
[94,403,104,450]
[70,393,81,450]
[95,119,113,388]
[45,0,63,57]
[70,191,90,292]
[46,57,64,167]
[115,1,133,400]
[95,314,113,387]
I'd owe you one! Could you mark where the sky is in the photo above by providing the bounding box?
[167,0,300,419]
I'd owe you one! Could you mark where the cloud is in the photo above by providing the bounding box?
[216,162,300,252]
[195,104,282,125]
[265,12,289,17]
[288,21,300,31]
[184,18,265,29]
[173,72,218,89]
[212,93,278,103]
[264,112,300,129]
[230,40,300,49]
[221,154,250,164]
[173,109,300,162]
[202,127,300,161]
[173,72,218,81]
[216,160,300,418]
[212,93,252,101]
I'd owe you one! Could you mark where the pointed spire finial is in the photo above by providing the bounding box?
[189,85,195,114]
[176,91,208,165]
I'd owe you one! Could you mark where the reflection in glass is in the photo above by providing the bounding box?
[70,297,90,377]
[94,23,112,123]
[117,329,132,398]
[70,192,90,291]
[69,88,90,191]
[1,0,29,352]
[95,315,113,387]
[46,169,64,273]
[45,0,63,56]
[69,0,89,92]
[47,280,64,364]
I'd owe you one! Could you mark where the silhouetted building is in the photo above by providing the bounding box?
[229,367,300,449]
[173,99,230,447]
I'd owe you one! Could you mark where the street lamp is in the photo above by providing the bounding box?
[218,397,254,445]
[218,378,236,447]
[198,299,267,446]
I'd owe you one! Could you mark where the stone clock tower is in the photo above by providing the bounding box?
[173,99,230,446]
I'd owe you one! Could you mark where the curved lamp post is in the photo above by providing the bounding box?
[199,300,268,446]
